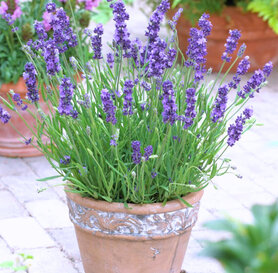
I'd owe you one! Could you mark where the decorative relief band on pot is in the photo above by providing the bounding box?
[67,198,200,237]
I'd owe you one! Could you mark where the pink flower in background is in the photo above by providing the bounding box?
[11,6,22,20]
[0,1,8,15]
[85,0,101,10]
[77,0,101,10]
[0,0,22,20]
[43,11,52,31]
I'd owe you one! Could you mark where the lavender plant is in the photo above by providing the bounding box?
[0,0,273,205]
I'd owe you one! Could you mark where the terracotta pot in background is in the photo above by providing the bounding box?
[66,190,204,273]
[0,78,44,158]
[169,7,278,72]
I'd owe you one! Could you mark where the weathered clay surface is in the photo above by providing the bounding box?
[66,190,204,273]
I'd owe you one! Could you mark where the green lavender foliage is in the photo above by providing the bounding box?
[1,6,261,205]
[202,201,278,273]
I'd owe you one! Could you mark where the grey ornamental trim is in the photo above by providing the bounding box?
[67,198,200,237]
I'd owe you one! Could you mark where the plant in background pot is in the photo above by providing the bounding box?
[202,200,278,273]
[144,0,278,72]
[0,0,273,272]
[0,0,133,158]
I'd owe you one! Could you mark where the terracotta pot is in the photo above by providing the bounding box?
[66,190,204,273]
[0,78,44,158]
[0,72,82,158]
[169,7,278,72]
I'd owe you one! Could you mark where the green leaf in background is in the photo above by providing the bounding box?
[202,201,278,273]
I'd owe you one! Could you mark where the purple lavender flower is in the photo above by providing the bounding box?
[222,29,241,62]
[12,93,23,106]
[46,2,56,13]
[238,69,265,99]
[0,105,11,124]
[162,80,177,125]
[130,38,142,67]
[145,0,170,46]
[228,56,250,89]
[142,81,151,91]
[42,39,61,76]
[1,13,14,25]
[112,0,131,57]
[165,48,177,68]
[148,38,168,78]
[211,85,229,123]
[143,145,153,161]
[60,155,71,165]
[168,8,183,31]
[131,141,141,165]
[101,89,117,125]
[151,171,157,178]
[110,134,118,146]
[227,108,253,147]
[77,94,90,108]
[32,21,48,50]
[90,24,104,59]
[173,136,181,142]
[23,62,39,103]
[198,13,212,37]
[123,80,134,116]
[58,77,77,118]
[237,43,246,58]
[50,7,78,53]
[185,25,208,82]
[34,21,48,41]
[183,88,197,129]
[21,105,28,111]
[25,138,32,145]
[263,61,273,77]
[107,53,114,68]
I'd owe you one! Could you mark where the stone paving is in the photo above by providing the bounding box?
[1,2,278,273]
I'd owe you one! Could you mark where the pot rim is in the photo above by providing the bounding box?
[66,189,204,215]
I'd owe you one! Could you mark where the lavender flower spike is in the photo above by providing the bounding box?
[91,24,104,59]
[43,39,61,76]
[198,13,212,37]
[0,105,11,124]
[228,56,250,89]
[222,29,241,62]
[183,88,197,129]
[58,77,77,118]
[112,0,131,57]
[123,80,134,116]
[211,85,229,123]
[238,69,265,99]
[162,80,177,125]
[144,145,153,161]
[23,62,39,103]
[46,2,56,13]
[227,108,253,147]
[132,141,141,165]
[148,38,168,78]
[185,14,210,82]
[263,61,273,77]
[101,89,117,125]
[145,0,170,46]
[168,8,183,31]
[107,53,114,69]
